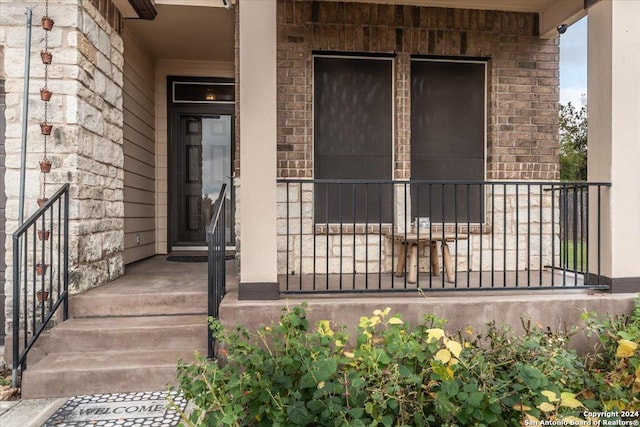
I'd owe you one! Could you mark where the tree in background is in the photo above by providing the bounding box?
[559,100,587,181]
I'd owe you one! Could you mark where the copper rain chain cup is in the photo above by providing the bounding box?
[42,16,54,31]
[40,51,52,64]
[38,230,51,241]
[40,159,52,173]
[36,290,49,302]
[37,198,49,208]
[36,263,48,276]
[40,123,53,135]
[40,88,53,101]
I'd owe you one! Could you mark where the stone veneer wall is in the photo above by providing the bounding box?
[2,0,125,336]
[276,0,560,180]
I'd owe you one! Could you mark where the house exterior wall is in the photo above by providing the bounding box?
[122,28,156,264]
[272,0,561,277]
[276,0,560,180]
[1,0,125,337]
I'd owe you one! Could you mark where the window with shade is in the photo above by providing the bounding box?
[410,58,487,223]
[313,55,394,224]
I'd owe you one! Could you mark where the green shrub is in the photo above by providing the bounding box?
[582,302,640,411]
[174,302,620,426]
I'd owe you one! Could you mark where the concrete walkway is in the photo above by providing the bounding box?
[0,390,187,427]
[0,398,65,427]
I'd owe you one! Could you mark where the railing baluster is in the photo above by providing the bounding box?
[299,182,303,291]
[416,182,420,289]
[391,182,395,289]
[466,183,470,288]
[454,183,458,289]
[32,225,36,345]
[352,183,356,290]
[339,184,343,290]
[404,182,408,289]
[491,183,495,288]
[285,182,289,290]
[428,183,433,290]
[597,185,602,286]
[551,183,556,287]
[441,183,445,289]
[478,183,483,289]
[585,187,590,282]
[573,185,582,286]
[377,182,382,290]
[562,185,568,286]
[515,184,519,287]
[527,184,531,287]
[502,183,507,288]
[325,184,329,290]
[539,184,543,286]
[312,183,316,291]
[365,183,369,290]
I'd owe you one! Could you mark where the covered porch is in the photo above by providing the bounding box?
[5,0,640,398]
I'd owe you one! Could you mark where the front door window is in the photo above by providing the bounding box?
[171,112,234,249]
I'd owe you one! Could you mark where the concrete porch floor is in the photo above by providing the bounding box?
[71,256,637,351]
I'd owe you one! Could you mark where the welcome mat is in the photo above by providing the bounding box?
[43,391,187,427]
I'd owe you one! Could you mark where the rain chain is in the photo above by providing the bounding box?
[36,2,55,287]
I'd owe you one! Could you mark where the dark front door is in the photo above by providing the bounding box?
[170,107,234,250]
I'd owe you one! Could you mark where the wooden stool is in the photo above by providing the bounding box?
[389,233,468,284]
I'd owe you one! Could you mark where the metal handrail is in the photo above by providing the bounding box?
[12,183,70,387]
[206,183,227,358]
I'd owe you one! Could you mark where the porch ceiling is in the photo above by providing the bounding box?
[123,4,234,62]
[121,0,584,58]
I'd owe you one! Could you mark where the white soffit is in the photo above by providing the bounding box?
[124,4,234,61]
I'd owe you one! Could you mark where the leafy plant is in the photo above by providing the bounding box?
[174,301,640,426]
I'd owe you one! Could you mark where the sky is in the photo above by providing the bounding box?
[559,16,588,106]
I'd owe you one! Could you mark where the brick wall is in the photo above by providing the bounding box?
[276,0,560,180]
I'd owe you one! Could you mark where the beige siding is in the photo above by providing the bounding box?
[154,59,234,254]
[123,29,156,264]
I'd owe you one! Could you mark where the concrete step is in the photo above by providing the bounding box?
[69,291,208,317]
[21,349,204,399]
[41,315,208,353]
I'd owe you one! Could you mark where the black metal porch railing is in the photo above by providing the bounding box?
[277,179,611,294]
[12,184,70,387]
[558,186,589,274]
[207,183,227,358]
